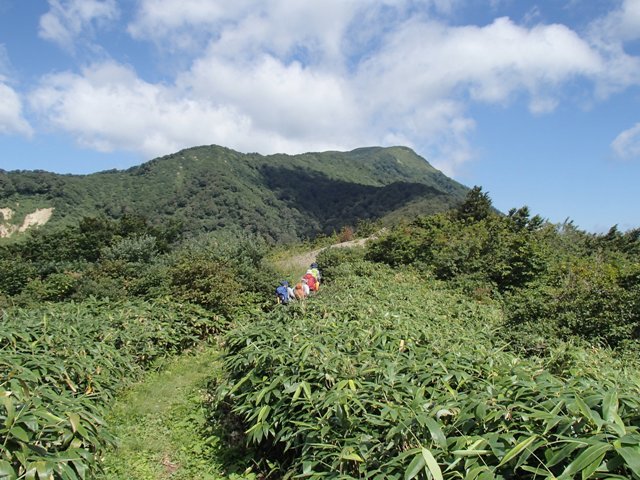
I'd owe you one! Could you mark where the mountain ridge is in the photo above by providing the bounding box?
[0,145,468,242]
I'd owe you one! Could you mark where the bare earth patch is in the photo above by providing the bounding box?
[19,207,54,231]
[0,207,54,238]
[0,208,13,221]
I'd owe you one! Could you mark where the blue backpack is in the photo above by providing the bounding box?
[276,285,289,304]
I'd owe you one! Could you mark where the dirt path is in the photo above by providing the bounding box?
[273,237,370,277]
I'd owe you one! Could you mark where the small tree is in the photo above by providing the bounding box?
[456,186,493,222]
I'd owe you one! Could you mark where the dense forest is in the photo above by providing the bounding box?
[0,179,639,478]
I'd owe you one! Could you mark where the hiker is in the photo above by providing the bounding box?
[275,280,292,304]
[309,262,321,282]
[294,281,306,300]
[303,270,318,293]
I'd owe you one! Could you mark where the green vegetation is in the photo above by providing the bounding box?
[366,187,640,356]
[0,299,221,479]
[1,146,467,243]
[212,250,640,479]
[0,217,273,479]
[1,166,638,479]
[99,346,235,480]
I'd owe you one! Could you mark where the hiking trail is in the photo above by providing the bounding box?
[273,237,370,275]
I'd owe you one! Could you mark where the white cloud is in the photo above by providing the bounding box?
[129,0,365,68]
[611,122,640,160]
[0,83,33,137]
[39,0,119,51]
[586,0,640,97]
[28,61,358,159]
[179,52,362,140]
[590,0,640,44]
[353,16,602,169]
[27,1,640,176]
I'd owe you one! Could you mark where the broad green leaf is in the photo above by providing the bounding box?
[24,466,37,480]
[562,442,611,477]
[71,459,87,480]
[546,441,583,467]
[257,405,270,423]
[521,465,552,476]
[0,397,15,425]
[0,461,17,480]
[574,396,603,430]
[616,446,640,477]
[424,417,447,450]
[464,466,491,480]
[404,452,426,480]
[292,383,302,402]
[581,451,607,480]
[497,435,538,467]
[340,452,364,462]
[602,390,626,437]
[59,463,79,480]
[421,448,443,480]
[451,449,491,457]
[9,426,29,442]
[35,461,54,480]
[68,413,80,434]
[602,390,619,423]
[301,381,312,400]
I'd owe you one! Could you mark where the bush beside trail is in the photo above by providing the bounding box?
[0,224,276,479]
[0,298,225,479]
[365,189,640,356]
[213,258,640,479]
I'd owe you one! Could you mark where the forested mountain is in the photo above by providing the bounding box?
[0,145,467,242]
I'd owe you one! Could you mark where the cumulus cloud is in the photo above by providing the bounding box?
[27,0,640,174]
[28,61,357,158]
[0,83,33,137]
[39,0,119,51]
[611,123,640,160]
[357,17,600,110]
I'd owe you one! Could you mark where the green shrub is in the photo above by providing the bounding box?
[315,246,366,283]
[504,257,640,351]
[166,231,275,316]
[100,234,158,263]
[20,271,81,302]
[0,258,36,295]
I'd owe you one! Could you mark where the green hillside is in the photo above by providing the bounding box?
[0,145,467,242]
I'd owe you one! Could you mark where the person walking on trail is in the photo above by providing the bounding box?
[294,281,306,300]
[303,270,318,293]
[309,263,321,283]
[275,280,293,304]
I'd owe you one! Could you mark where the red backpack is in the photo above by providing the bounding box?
[303,273,318,292]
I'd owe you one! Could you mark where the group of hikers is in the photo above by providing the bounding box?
[275,262,321,304]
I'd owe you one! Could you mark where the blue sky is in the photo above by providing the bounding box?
[1,0,639,232]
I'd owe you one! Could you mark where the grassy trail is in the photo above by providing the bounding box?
[99,241,356,479]
[99,344,247,480]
